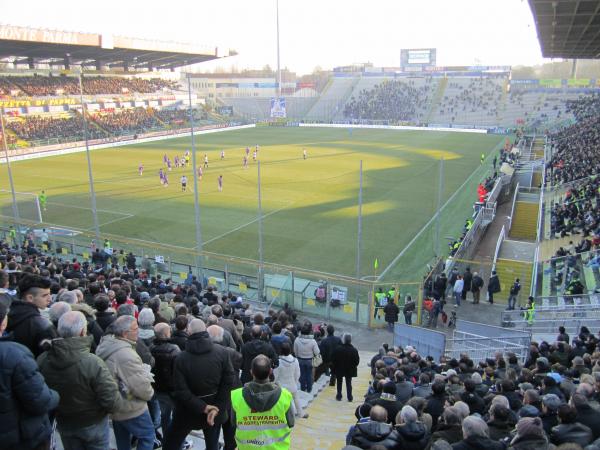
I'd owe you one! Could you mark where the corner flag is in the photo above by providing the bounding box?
[374,258,379,270]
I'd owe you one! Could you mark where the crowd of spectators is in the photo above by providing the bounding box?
[343,79,436,122]
[6,107,191,142]
[346,328,600,450]
[6,115,106,141]
[3,230,600,450]
[0,74,179,97]
[437,78,503,122]
[547,95,600,186]
[91,108,162,134]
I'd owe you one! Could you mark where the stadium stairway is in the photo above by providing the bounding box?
[425,77,447,123]
[495,78,509,124]
[292,351,372,449]
[494,258,533,303]
[509,201,539,240]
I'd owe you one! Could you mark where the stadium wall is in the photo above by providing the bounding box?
[0,124,255,163]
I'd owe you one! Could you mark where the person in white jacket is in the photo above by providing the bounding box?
[274,342,308,418]
[453,275,464,307]
[293,321,321,392]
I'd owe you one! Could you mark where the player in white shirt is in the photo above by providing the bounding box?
[180,175,188,192]
[204,154,209,168]
[303,148,307,159]
[221,149,225,160]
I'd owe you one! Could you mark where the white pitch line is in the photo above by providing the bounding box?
[86,213,135,231]
[48,201,133,218]
[202,202,294,247]
[377,145,502,281]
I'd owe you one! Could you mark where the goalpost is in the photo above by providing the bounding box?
[0,189,43,223]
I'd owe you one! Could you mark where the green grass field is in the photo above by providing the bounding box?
[0,126,504,282]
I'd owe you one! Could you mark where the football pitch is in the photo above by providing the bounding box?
[0,126,504,282]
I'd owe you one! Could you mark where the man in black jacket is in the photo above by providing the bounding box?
[7,273,56,357]
[461,267,473,301]
[0,302,60,450]
[471,272,484,304]
[319,324,342,386]
[331,333,360,402]
[383,298,399,332]
[240,325,278,384]
[150,322,181,439]
[350,405,403,449]
[163,319,234,450]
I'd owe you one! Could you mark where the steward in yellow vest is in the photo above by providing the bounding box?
[231,355,294,450]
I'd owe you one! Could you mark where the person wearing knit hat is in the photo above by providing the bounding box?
[519,404,540,418]
[510,417,549,449]
[541,394,561,436]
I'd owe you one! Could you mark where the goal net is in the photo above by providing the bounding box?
[0,189,42,224]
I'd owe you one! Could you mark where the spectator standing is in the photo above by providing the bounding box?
[7,273,56,357]
[383,297,399,332]
[403,295,416,325]
[550,404,593,446]
[319,324,342,386]
[163,319,234,450]
[471,272,484,304]
[274,342,307,418]
[231,355,295,450]
[453,276,464,306]
[38,311,122,450]
[96,316,155,450]
[293,321,320,393]
[461,268,473,302]
[241,325,278,384]
[149,323,181,442]
[0,302,59,450]
[507,278,521,310]
[331,333,360,402]
[487,270,501,304]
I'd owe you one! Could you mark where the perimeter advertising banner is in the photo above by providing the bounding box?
[270,97,286,118]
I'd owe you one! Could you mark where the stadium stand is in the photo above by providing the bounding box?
[0,74,178,96]
[343,78,436,123]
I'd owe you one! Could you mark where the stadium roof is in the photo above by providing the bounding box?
[0,25,230,70]
[529,0,600,59]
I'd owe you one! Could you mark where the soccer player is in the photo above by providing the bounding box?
[163,173,169,187]
[185,154,190,166]
[163,153,168,164]
[480,153,485,165]
[181,175,188,192]
[204,154,209,168]
[255,144,259,153]
[221,149,225,160]
[39,190,47,211]
[167,158,172,171]
[218,175,223,192]
[138,163,144,176]
[159,168,165,185]
[243,155,248,169]
[245,146,250,157]
[252,150,257,161]
[303,148,307,160]
[197,165,203,179]
[174,155,180,168]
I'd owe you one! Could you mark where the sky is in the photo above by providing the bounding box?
[0,0,550,75]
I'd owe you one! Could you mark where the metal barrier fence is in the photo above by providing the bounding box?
[446,320,531,364]
[0,220,424,328]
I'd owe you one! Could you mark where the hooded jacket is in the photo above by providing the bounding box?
[508,434,554,450]
[171,331,234,427]
[274,354,301,394]
[551,422,593,447]
[396,421,430,450]
[452,435,506,450]
[95,334,154,421]
[0,337,59,450]
[350,421,403,449]
[293,334,320,359]
[6,300,56,357]
[37,335,121,428]
[241,338,278,383]
[149,337,181,393]
[231,381,295,429]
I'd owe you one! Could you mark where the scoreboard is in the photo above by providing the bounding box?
[400,48,436,71]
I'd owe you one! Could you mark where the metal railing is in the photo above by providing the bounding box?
[508,183,519,231]
[492,225,506,271]
[446,331,530,364]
